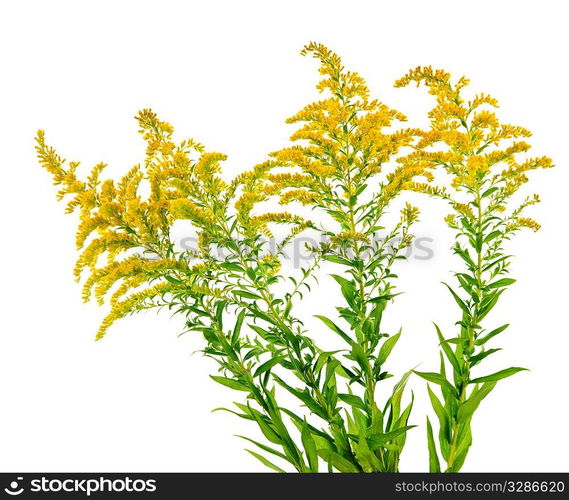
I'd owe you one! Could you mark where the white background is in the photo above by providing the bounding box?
[1,0,567,472]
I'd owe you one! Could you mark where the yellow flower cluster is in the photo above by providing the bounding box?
[395,66,554,231]
[249,212,310,238]
[260,254,282,275]
[37,48,553,343]
[36,109,312,338]
[264,43,431,248]
[401,202,420,225]
[330,231,370,246]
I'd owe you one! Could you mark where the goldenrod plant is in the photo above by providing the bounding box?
[395,67,553,472]
[36,44,551,473]
[36,44,430,473]
[266,43,432,472]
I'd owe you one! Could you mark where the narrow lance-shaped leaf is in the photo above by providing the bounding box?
[317,449,360,473]
[443,282,470,315]
[434,323,461,375]
[414,371,458,399]
[426,417,441,473]
[377,330,401,366]
[475,323,509,346]
[301,420,319,472]
[210,375,250,392]
[245,449,285,473]
[469,367,528,384]
[366,425,416,450]
[314,314,353,345]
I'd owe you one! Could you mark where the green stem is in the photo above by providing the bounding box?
[446,186,484,472]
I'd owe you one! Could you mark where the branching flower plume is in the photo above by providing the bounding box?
[36,44,552,473]
[395,66,553,472]
[264,43,436,472]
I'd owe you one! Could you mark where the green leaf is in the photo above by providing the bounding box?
[214,301,226,329]
[367,426,415,450]
[470,348,501,367]
[481,186,499,198]
[245,449,285,472]
[253,356,284,377]
[427,385,450,450]
[443,283,470,315]
[469,367,528,384]
[248,307,281,328]
[314,314,353,345]
[377,330,401,366]
[483,255,510,272]
[384,369,412,419]
[330,274,357,305]
[475,323,509,345]
[323,254,354,267]
[221,262,245,272]
[237,435,289,461]
[273,375,328,420]
[434,323,461,375]
[452,423,472,471]
[453,246,476,268]
[324,358,339,389]
[301,420,319,472]
[457,382,496,423]
[231,309,246,344]
[350,343,372,377]
[477,289,505,321]
[164,275,182,285]
[280,408,335,445]
[314,350,341,374]
[484,230,501,243]
[211,406,252,421]
[210,375,250,392]
[390,398,414,451]
[233,290,263,300]
[368,294,395,303]
[354,428,382,472]
[426,417,441,473]
[338,393,367,411]
[317,449,360,472]
[248,405,283,445]
[248,324,269,338]
[486,278,516,289]
[414,371,458,398]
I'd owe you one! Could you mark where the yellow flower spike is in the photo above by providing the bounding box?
[96,282,173,340]
[197,231,211,255]
[330,231,370,246]
[517,217,541,232]
[507,217,541,233]
[452,202,475,220]
[265,172,315,189]
[195,152,228,182]
[260,254,282,276]
[279,189,321,205]
[444,214,457,228]
[401,202,420,225]
[170,199,213,226]
[75,216,108,248]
